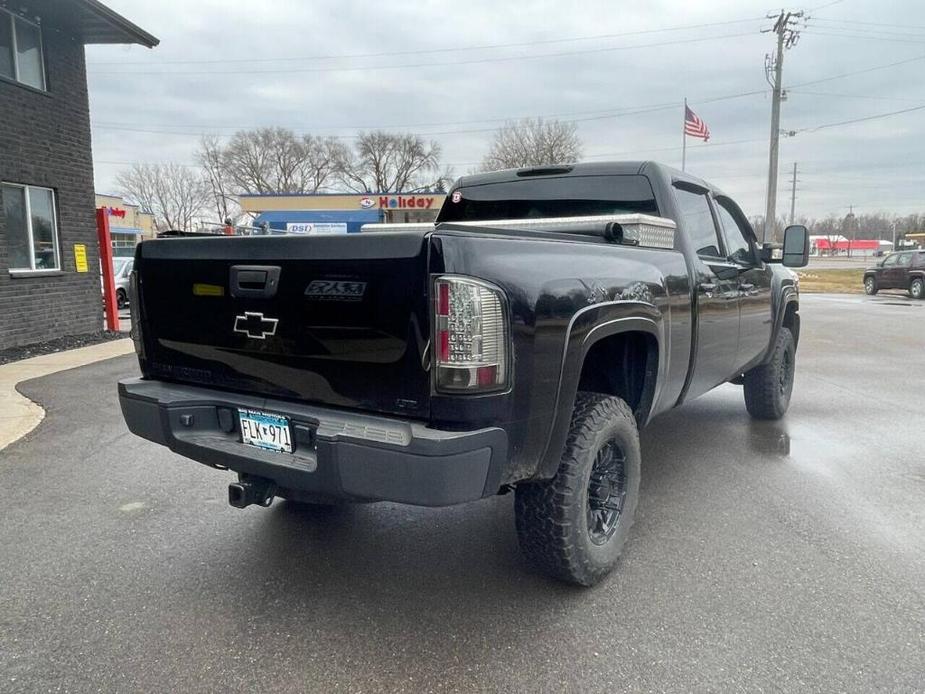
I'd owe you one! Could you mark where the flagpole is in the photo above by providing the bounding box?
[681,97,687,172]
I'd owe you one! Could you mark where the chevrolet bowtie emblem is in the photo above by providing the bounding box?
[233,312,279,339]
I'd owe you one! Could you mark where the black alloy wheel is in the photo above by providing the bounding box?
[586,441,628,545]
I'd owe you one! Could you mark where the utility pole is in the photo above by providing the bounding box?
[762,10,803,242]
[789,161,798,225]
[845,205,856,258]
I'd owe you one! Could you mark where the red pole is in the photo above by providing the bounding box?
[97,208,119,331]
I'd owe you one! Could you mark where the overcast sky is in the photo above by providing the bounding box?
[86,0,925,221]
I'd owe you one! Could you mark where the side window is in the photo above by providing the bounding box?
[0,10,46,91]
[714,198,755,264]
[1,182,60,272]
[674,187,722,258]
[897,253,912,267]
[882,254,898,267]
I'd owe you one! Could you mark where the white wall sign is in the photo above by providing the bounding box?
[286,222,349,235]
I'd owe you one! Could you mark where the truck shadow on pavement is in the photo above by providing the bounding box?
[227,384,795,600]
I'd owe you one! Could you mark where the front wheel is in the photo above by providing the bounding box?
[116,289,127,310]
[910,278,924,300]
[864,276,878,295]
[743,327,796,420]
[515,393,641,586]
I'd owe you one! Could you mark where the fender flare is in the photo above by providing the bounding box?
[761,287,800,364]
[534,301,664,480]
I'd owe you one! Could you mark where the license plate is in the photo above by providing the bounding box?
[238,408,293,454]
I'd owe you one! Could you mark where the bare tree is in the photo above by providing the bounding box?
[338,131,442,193]
[196,135,239,223]
[116,163,210,231]
[219,127,347,194]
[480,118,582,172]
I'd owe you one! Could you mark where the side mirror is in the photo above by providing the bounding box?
[781,224,810,268]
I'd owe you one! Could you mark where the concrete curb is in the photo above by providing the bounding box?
[0,339,135,452]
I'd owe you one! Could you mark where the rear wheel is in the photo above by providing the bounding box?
[864,276,878,295]
[515,392,640,586]
[743,327,795,420]
[910,278,924,300]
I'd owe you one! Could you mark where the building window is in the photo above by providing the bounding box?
[2,183,60,272]
[0,9,46,91]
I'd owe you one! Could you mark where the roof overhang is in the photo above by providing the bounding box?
[71,0,159,47]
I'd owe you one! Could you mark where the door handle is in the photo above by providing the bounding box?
[738,282,758,296]
[230,265,281,298]
[699,282,717,297]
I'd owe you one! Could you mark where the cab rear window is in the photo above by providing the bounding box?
[438,175,658,222]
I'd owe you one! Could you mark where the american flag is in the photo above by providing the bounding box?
[684,105,710,141]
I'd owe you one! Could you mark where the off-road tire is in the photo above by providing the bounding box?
[515,392,641,586]
[864,276,878,295]
[910,278,924,300]
[743,327,795,420]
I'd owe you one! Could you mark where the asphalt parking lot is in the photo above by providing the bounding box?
[1,294,923,692]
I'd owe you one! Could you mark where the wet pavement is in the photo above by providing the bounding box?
[1,294,923,692]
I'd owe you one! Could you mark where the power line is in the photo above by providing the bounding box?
[803,29,925,44]
[87,30,760,76]
[788,89,923,103]
[788,53,925,88]
[808,0,845,11]
[807,20,925,38]
[582,137,768,159]
[92,101,686,134]
[809,17,925,31]
[89,103,684,138]
[794,103,925,132]
[89,89,769,138]
[86,54,925,137]
[88,16,766,66]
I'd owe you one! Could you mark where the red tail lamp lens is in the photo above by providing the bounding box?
[437,281,450,316]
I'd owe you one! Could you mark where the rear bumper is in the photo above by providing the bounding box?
[118,378,508,507]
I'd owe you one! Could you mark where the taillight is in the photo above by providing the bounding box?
[433,276,509,393]
[128,270,145,362]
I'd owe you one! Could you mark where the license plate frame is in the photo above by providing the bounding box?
[237,408,293,454]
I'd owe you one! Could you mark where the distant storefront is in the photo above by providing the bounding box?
[810,236,893,257]
[238,192,447,233]
[95,194,157,256]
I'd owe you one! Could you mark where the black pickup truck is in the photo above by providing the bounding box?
[119,161,809,585]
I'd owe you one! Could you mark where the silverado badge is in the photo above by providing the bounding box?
[233,312,279,339]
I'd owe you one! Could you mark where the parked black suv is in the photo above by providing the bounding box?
[864,250,925,299]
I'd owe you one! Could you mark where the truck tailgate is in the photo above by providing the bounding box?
[136,232,432,418]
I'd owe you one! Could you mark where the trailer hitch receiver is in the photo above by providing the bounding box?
[228,476,276,509]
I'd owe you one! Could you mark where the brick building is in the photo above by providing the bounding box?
[0,0,157,350]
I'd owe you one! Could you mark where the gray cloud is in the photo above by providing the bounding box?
[87,0,925,219]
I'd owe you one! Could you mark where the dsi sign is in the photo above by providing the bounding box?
[286,222,348,235]
[359,195,437,210]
